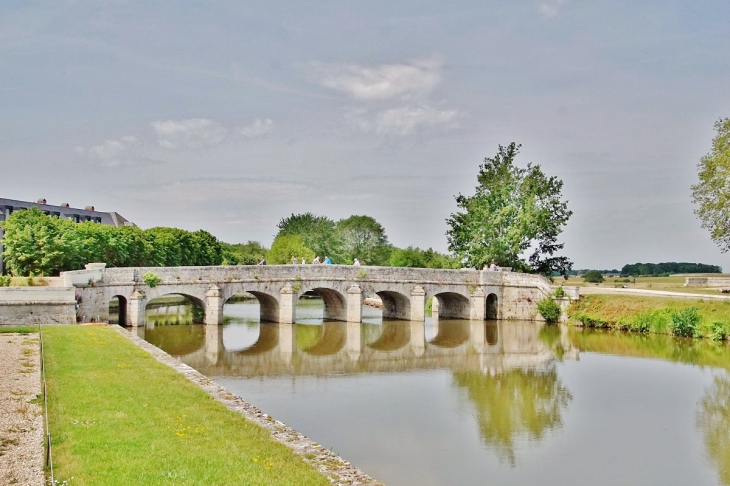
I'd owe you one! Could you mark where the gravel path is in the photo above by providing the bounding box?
[0,333,44,485]
[579,286,730,300]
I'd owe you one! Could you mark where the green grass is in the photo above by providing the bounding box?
[0,325,37,334]
[568,294,730,340]
[43,326,329,486]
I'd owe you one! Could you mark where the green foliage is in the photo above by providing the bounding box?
[221,241,268,265]
[389,246,460,269]
[0,208,224,276]
[276,213,344,263]
[268,235,315,264]
[621,261,722,276]
[0,275,11,286]
[697,375,730,486]
[692,118,730,252]
[446,143,572,275]
[583,270,604,283]
[554,286,565,298]
[670,307,700,337]
[336,215,391,265]
[537,297,562,322]
[142,272,162,288]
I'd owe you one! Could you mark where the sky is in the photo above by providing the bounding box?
[1,1,729,270]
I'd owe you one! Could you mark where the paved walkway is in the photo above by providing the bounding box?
[580,286,730,300]
[0,333,44,485]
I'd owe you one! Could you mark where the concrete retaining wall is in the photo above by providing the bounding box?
[685,277,730,287]
[0,287,76,325]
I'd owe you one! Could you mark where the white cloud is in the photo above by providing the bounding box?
[310,57,443,100]
[373,105,459,136]
[151,118,228,149]
[74,136,154,167]
[539,0,565,18]
[235,118,274,138]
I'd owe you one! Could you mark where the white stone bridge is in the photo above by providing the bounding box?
[62,264,578,326]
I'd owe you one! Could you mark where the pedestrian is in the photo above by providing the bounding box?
[301,257,306,264]
[324,256,332,265]
[257,255,267,266]
[353,258,361,266]
[312,256,321,265]
[291,255,298,265]
[489,261,498,271]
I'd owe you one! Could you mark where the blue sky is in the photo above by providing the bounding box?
[2,1,729,269]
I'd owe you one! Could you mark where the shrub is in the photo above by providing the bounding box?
[708,321,729,341]
[142,272,162,288]
[670,307,700,337]
[554,286,565,298]
[0,275,11,287]
[583,270,604,283]
[537,297,562,322]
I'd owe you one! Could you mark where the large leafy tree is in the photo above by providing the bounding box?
[446,143,573,275]
[336,215,391,265]
[276,213,344,262]
[267,235,315,264]
[389,246,459,269]
[692,118,730,252]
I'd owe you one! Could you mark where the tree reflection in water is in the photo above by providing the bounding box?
[453,366,572,465]
[697,374,730,485]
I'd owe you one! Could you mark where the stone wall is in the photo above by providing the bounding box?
[0,287,76,325]
[685,277,730,288]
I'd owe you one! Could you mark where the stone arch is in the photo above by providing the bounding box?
[145,293,205,325]
[367,321,410,351]
[306,287,347,322]
[224,291,280,323]
[433,292,471,320]
[109,295,127,326]
[375,291,411,320]
[299,322,347,356]
[486,293,499,320]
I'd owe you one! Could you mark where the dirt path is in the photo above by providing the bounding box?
[579,286,730,300]
[0,333,44,485]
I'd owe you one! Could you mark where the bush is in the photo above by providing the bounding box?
[142,272,162,288]
[537,297,562,322]
[708,321,729,341]
[554,286,565,298]
[0,275,11,287]
[583,270,604,283]
[670,307,700,337]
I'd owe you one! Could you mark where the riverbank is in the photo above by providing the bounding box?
[42,325,378,485]
[568,294,730,339]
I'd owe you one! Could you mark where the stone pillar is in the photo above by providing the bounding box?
[431,294,440,318]
[279,322,294,365]
[410,286,426,322]
[205,285,223,325]
[346,321,361,361]
[346,284,363,323]
[128,291,147,327]
[279,284,296,324]
[470,288,486,321]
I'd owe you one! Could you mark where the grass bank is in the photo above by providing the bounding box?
[0,325,36,334]
[43,326,329,486]
[568,294,730,340]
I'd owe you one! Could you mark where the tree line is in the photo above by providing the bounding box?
[620,262,722,276]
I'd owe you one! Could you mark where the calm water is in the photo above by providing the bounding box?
[135,300,730,486]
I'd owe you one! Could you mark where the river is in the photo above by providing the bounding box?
[131,299,730,486]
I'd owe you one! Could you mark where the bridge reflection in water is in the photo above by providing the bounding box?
[139,303,578,379]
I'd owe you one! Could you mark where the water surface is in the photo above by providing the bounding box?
[137,300,730,486]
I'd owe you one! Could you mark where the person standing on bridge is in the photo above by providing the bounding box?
[312,256,320,264]
[324,256,332,265]
[353,258,361,266]
[291,255,298,265]
[301,257,306,264]
[257,255,267,266]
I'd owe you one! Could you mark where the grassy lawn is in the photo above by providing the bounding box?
[568,294,730,339]
[564,274,730,292]
[43,326,329,486]
[0,325,37,334]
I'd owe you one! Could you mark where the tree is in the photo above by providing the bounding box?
[267,235,315,264]
[336,215,391,265]
[446,143,573,275]
[389,246,460,269]
[692,118,730,252]
[276,213,344,262]
[1,208,72,276]
[582,270,604,283]
[221,241,269,265]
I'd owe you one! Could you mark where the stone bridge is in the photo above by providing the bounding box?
[62,264,578,326]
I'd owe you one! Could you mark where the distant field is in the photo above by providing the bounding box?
[564,274,730,294]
